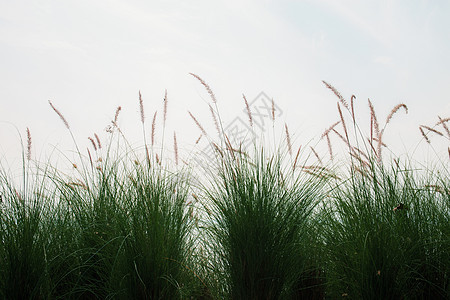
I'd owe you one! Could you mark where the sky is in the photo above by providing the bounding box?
[1,0,449,173]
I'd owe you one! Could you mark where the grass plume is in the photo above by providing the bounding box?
[285,123,292,156]
[386,103,408,125]
[114,106,121,125]
[271,98,275,122]
[48,100,70,129]
[139,90,145,124]
[26,127,31,161]
[420,125,444,136]
[94,133,102,149]
[243,94,253,127]
[151,111,157,146]
[189,73,217,103]
[88,137,97,151]
[350,94,356,122]
[188,111,207,136]
[322,121,341,138]
[437,116,450,138]
[163,89,168,124]
[323,80,349,110]
[368,99,380,138]
[174,131,179,166]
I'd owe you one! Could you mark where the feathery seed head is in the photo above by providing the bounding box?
[173,132,179,166]
[323,80,349,110]
[437,116,450,138]
[322,121,341,138]
[419,127,431,143]
[386,103,408,125]
[163,89,168,124]
[271,98,275,122]
[188,111,207,136]
[368,99,379,137]
[26,127,31,161]
[189,73,217,103]
[94,133,101,149]
[151,111,157,146]
[285,123,292,156]
[420,125,443,136]
[88,137,97,151]
[49,100,70,129]
[139,90,145,124]
[243,94,253,127]
[113,106,122,125]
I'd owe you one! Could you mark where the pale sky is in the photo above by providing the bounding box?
[1,0,449,171]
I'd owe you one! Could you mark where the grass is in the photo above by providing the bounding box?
[322,160,449,299]
[1,109,202,298]
[0,77,448,299]
[200,145,327,299]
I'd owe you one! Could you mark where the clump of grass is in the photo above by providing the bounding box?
[0,130,88,299]
[187,74,328,299]
[320,81,449,299]
[0,167,49,299]
[322,159,449,299]
[200,144,327,299]
[0,91,204,299]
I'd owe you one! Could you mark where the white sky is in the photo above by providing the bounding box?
[1,0,449,172]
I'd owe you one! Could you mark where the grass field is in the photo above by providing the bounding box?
[1,78,448,299]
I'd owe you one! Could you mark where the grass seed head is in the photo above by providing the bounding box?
[420,125,443,136]
[151,111,157,146]
[49,100,70,129]
[139,90,145,124]
[114,106,122,125]
[386,103,408,125]
[189,73,217,103]
[419,127,431,143]
[323,80,349,110]
[26,127,32,161]
[188,111,207,136]
[163,89,168,124]
[94,133,102,149]
[285,123,292,156]
[437,116,450,138]
[173,131,179,166]
[243,94,253,127]
[88,137,97,151]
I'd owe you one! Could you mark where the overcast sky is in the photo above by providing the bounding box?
[1,0,449,171]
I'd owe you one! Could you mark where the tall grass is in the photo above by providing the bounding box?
[322,159,449,299]
[1,96,203,299]
[111,161,198,299]
[198,145,325,299]
[0,78,448,299]
[0,161,53,299]
[319,81,449,299]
